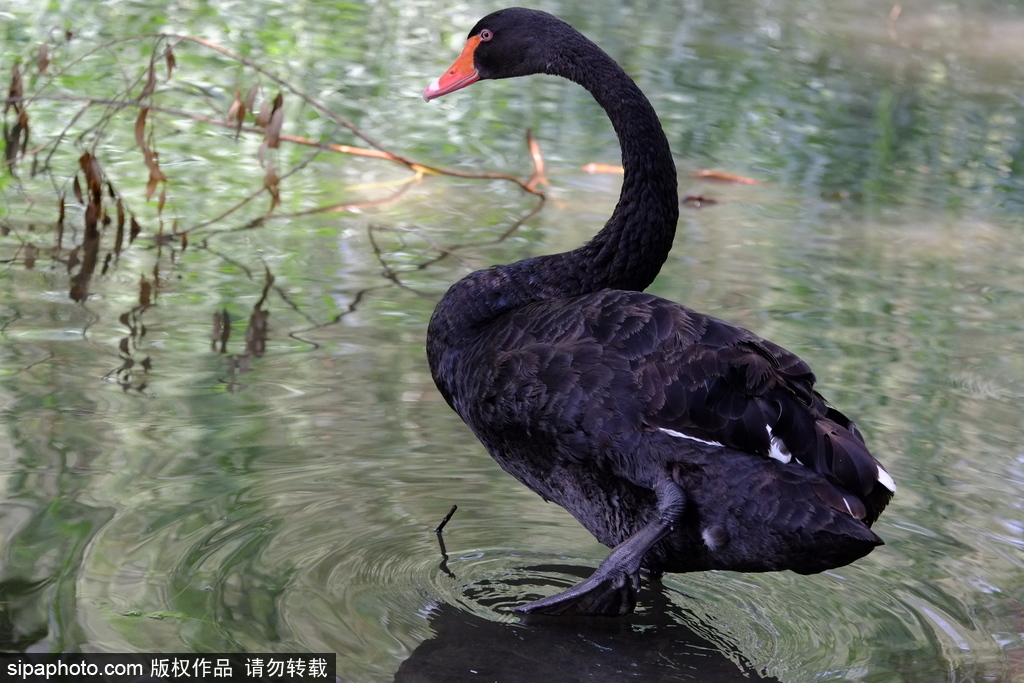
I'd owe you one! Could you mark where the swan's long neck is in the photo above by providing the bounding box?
[428,33,678,375]
[555,41,679,293]
[497,37,678,303]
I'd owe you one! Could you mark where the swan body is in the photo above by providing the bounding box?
[424,8,894,616]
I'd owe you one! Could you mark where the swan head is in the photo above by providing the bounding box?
[423,8,573,101]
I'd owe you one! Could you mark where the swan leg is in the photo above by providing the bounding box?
[515,478,685,616]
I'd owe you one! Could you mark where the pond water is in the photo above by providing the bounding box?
[0,0,1022,681]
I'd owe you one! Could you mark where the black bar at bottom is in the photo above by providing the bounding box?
[0,653,336,682]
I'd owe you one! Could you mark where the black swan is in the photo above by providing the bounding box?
[423,7,895,616]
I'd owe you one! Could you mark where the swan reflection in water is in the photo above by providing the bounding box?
[398,555,782,682]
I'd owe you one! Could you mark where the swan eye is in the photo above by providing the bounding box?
[479,29,493,41]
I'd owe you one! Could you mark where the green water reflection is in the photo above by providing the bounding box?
[0,1,1022,681]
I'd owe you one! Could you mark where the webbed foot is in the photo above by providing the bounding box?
[515,564,640,616]
[514,478,685,617]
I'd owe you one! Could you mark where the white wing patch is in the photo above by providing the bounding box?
[876,465,897,493]
[658,428,723,448]
[661,425,896,498]
[765,425,792,464]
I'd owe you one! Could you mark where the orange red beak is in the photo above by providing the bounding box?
[423,35,482,101]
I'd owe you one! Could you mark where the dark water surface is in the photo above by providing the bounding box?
[1,1,1022,681]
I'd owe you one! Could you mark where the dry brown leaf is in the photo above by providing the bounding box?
[691,169,762,185]
[84,199,100,239]
[78,152,102,201]
[264,162,281,211]
[135,108,166,201]
[3,117,21,165]
[246,309,269,357]
[139,61,156,99]
[56,194,65,248]
[266,105,283,149]
[583,163,624,174]
[113,220,125,257]
[17,111,29,155]
[227,88,241,123]
[145,175,159,202]
[134,107,148,150]
[37,43,49,74]
[114,201,125,256]
[164,46,176,79]
[213,309,231,353]
[6,62,22,115]
[255,97,271,128]
[149,159,167,186]
[887,5,902,42]
[3,108,29,165]
[525,129,547,191]
[245,85,259,113]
